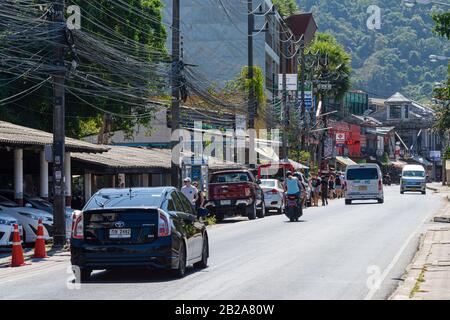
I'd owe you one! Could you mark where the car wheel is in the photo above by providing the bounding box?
[422,191,426,195]
[74,267,92,283]
[194,235,208,269]
[257,200,265,218]
[173,241,186,278]
[345,199,351,205]
[378,198,384,204]
[247,202,257,220]
[400,191,404,194]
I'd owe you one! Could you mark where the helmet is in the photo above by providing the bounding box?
[293,172,301,178]
[286,171,293,177]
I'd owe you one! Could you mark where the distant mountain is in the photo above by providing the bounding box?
[300,0,450,102]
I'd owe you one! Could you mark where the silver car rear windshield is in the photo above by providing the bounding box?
[347,168,379,180]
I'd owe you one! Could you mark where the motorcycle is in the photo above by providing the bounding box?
[284,194,303,222]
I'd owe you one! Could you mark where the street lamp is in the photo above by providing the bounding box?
[430,54,450,62]
[403,0,450,7]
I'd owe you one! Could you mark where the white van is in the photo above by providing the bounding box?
[400,164,426,194]
[345,164,384,205]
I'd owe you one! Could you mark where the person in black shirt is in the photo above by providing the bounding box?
[320,176,329,206]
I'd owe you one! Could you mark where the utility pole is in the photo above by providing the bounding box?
[282,37,288,162]
[299,39,306,150]
[52,0,66,246]
[171,0,181,188]
[247,0,256,168]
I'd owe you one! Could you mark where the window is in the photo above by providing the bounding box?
[169,192,185,212]
[176,191,195,215]
[403,171,425,178]
[211,172,250,183]
[404,105,409,119]
[389,105,402,119]
[346,168,379,180]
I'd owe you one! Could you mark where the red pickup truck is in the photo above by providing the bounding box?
[206,170,265,221]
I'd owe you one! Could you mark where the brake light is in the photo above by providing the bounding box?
[72,212,84,240]
[270,189,278,194]
[244,187,251,197]
[378,180,382,191]
[158,212,170,237]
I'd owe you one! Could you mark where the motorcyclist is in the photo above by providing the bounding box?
[284,171,304,214]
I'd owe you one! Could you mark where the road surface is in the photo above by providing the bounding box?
[0,186,445,300]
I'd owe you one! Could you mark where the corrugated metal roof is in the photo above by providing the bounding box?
[72,146,245,171]
[0,120,108,153]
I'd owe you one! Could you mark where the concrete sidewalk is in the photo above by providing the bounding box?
[390,188,450,300]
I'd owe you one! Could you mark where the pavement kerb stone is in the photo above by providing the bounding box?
[0,243,68,268]
[390,197,450,300]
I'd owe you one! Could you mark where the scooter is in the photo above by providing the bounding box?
[284,195,303,222]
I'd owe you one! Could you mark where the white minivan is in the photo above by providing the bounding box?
[345,164,384,205]
[400,164,426,194]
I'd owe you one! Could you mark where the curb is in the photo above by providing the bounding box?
[0,244,67,268]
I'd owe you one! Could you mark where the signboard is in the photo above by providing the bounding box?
[430,150,441,162]
[336,133,346,144]
[278,74,298,91]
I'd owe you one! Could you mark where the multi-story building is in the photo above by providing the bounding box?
[161,1,317,114]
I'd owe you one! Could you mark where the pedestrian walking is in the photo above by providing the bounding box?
[320,175,329,206]
[311,174,321,206]
[335,173,343,198]
[181,177,198,207]
[328,175,335,199]
[192,181,205,210]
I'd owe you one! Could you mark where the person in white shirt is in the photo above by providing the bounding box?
[181,177,198,206]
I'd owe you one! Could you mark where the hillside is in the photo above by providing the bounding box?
[300,0,450,102]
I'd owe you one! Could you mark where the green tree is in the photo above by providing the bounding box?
[271,0,299,17]
[0,0,167,139]
[307,32,352,99]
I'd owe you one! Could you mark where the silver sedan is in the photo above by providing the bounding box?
[260,179,285,214]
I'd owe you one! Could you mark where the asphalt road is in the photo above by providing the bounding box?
[0,185,445,300]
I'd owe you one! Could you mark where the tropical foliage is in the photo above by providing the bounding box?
[300,0,450,101]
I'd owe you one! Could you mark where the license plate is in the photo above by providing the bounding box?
[221,200,231,205]
[358,186,367,191]
[109,228,131,239]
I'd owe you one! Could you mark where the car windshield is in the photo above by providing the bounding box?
[0,195,18,207]
[403,171,425,178]
[211,172,250,183]
[84,190,164,210]
[260,180,276,188]
[346,168,379,180]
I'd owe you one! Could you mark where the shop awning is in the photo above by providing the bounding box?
[336,156,357,166]
[289,159,309,170]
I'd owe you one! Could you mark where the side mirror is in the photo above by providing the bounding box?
[256,179,262,184]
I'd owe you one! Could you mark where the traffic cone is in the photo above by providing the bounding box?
[33,218,48,258]
[10,224,25,267]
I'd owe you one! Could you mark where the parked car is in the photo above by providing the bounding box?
[345,164,384,205]
[0,212,23,247]
[70,187,209,282]
[206,170,265,221]
[260,179,285,214]
[0,195,53,244]
[400,164,427,194]
[0,190,73,238]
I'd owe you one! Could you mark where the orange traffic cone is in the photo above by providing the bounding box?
[33,218,48,258]
[10,224,25,267]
